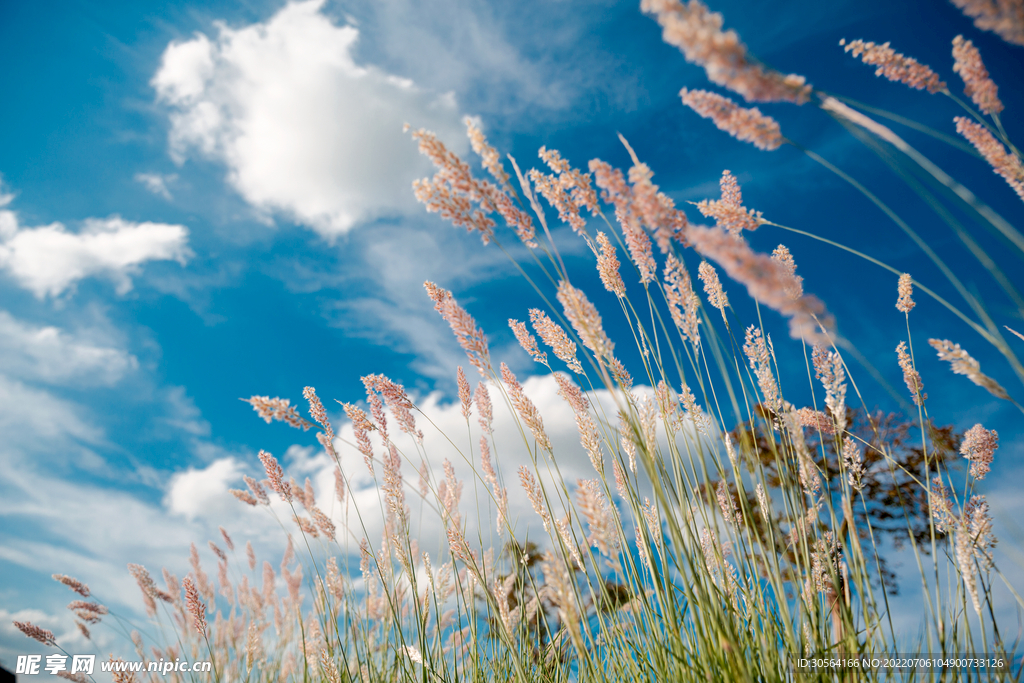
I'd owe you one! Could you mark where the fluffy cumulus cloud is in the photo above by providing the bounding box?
[175,374,708,571]
[165,457,246,520]
[151,0,467,239]
[0,195,191,298]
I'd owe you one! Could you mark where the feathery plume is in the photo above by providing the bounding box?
[896,341,927,406]
[244,396,313,430]
[510,318,547,364]
[717,480,738,524]
[619,413,638,474]
[697,171,764,235]
[950,0,1024,47]
[554,373,604,475]
[464,117,511,190]
[680,88,783,150]
[896,273,915,313]
[382,444,408,524]
[208,541,227,563]
[724,432,739,470]
[364,374,423,443]
[929,338,1010,400]
[958,495,998,614]
[311,506,337,540]
[441,460,465,530]
[246,541,257,571]
[589,159,658,282]
[656,380,682,434]
[501,363,552,451]
[795,407,835,434]
[303,386,335,452]
[243,475,270,505]
[952,36,1003,115]
[475,381,493,434]
[293,515,319,537]
[577,479,620,559]
[810,532,844,596]
[456,366,472,420]
[961,424,998,480]
[425,282,493,376]
[557,516,584,570]
[595,231,627,297]
[530,147,599,235]
[519,466,552,533]
[643,498,662,552]
[609,355,633,391]
[411,128,535,246]
[743,326,782,412]
[52,574,90,597]
[841,39,946,93]
[623,149,689,253]
[182,576,207,636]
[756,483,770,520]
[258,450,291,503]
[529,308,584,373]
[785,411,822,496]
[231,489,258,506]
[219,526,234,552]
[68,600,107,624]
[686,224,833,345]
[929,476,956,532]
[697,261,729,313]
[954,117,1024,201]
[162,569,179,604]
[613,459,628,499]
[842,437,865,491]
[663,255,701,346]
[14,621,56,646]
[128,564,161,616]
[770,245,803,299]
[341,402,376,472]
[557,280,615,361]
[638,396,659,454]
[642,0,812,104]
[539,147,599,213]
[812,346,847,432]
[333,466,345,506]
[680,383,712,435]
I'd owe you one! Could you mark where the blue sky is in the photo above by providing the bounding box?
[1,0,1023,669]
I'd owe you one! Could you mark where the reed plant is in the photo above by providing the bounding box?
[17,0,1024,680]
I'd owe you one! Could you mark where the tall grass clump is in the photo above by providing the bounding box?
[18,0,1024,681]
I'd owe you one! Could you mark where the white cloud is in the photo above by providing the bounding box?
[0,198,191,298]
[165,457,245,520]
[0,375,102,447]
[0,311,137,386]
[135,172,178,200]
[151,0,466,239]
[166,374,692,567]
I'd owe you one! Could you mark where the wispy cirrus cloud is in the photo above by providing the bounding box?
[134,172,178,200]
[0,311,138,387]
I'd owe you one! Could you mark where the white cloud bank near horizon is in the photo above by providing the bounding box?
[152,0,468,239]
